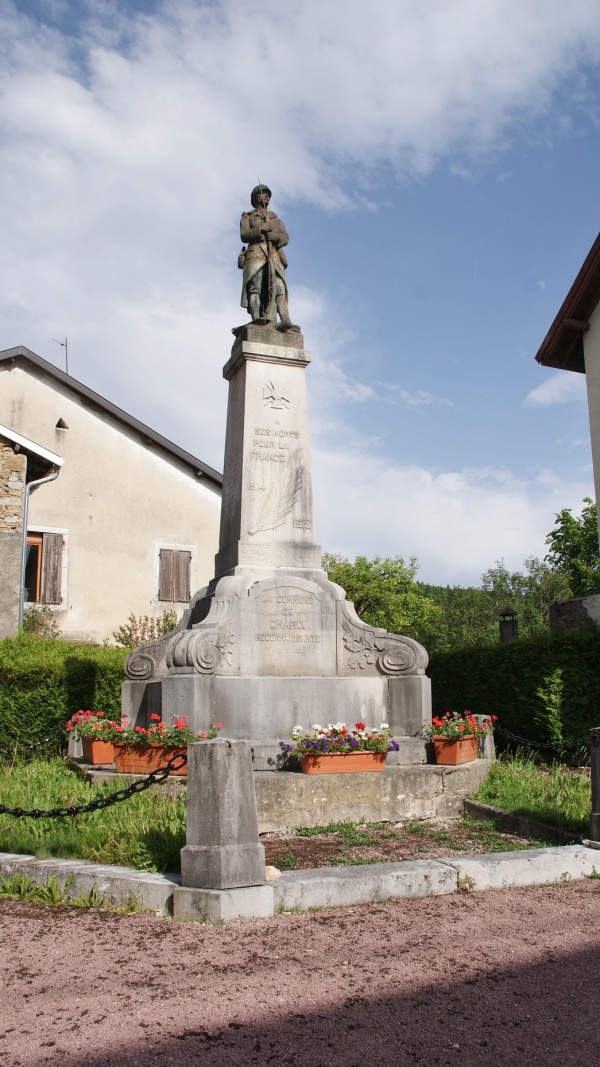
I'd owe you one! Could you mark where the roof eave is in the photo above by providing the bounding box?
[535,232,600,374]
[0,346,223,488]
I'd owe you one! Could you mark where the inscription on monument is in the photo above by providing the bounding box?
[252,588,322,651]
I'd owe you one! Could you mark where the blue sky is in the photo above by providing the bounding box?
[1,0,599,584]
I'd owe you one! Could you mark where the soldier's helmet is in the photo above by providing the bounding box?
[251,184,272,207]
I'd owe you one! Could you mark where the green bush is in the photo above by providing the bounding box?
[428,628,600,746]
[0,634,127,750]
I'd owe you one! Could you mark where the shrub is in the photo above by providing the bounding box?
[428,628,600,748]
[111,611,179,648]
[0,634,127,751]
[22,605,61,639]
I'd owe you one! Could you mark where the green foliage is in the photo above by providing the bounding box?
[474,755,590,835]
[322,553,441,643]
[419,557,572,653]
[0,757,185,872]
[22,605,62,639]
[535,667,564,745]
[545,497,600,596]
[112,610,179,648]
[0,871,140,911]
[0,634,127,750]
[428,628,600,747]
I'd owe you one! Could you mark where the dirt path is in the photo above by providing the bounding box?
[1,880,599,1066]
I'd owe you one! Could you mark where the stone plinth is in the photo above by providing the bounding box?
[122,326,432,766]
[181,738,266,889]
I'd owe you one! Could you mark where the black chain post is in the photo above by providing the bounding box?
[589,728,600,842]
[494,725,589,754]
[0,733,67,760]
[0,752,186,820]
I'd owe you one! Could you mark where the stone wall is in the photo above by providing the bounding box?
[548,594,600,632]
[0,440,26,639]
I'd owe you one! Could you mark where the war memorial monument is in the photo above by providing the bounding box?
[122,185,432,766]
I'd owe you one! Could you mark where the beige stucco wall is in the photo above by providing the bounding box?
[0,440,26,640]
[0,363,221,644]
[583,303,600,547]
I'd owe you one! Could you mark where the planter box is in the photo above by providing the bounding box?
[299,752,386,775]
[113,743,187,776]
[81,738,115,766]
[432,735,478,766]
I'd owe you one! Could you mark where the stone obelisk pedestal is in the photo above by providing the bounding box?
[123,324,432,764]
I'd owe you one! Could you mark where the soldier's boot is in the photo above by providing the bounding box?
[249,292,262,320]
[276,296,300,331]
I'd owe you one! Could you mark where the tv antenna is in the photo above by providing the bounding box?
[53,336,68,375]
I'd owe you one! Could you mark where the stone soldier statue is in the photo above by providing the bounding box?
[239,184,299,331]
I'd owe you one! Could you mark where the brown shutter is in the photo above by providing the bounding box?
[41,534,63,604]
[158,549,176,601]
[159,549,191,602]
[174,551,191,603]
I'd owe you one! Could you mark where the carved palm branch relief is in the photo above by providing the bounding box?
[248,466,303,535]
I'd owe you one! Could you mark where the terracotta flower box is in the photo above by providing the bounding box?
[81,738,115,766]
[112,743,187,776]
[299,752,386,774]
[432,735,478,766]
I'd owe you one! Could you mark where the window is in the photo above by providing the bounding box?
[25,532,63,604]
[158,549,191,603]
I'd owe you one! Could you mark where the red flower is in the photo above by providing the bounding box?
[355,723,366,731]
[215,722,222,729]
[150,713,161,721]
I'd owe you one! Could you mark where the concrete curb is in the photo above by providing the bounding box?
[1,845,598,920]
[0,854,180,913]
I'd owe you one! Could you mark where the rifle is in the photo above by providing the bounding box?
[264,222,278,324]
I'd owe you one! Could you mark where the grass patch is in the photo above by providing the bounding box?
[0,871,140,912]
[473,755,590,836]
[0,757,185,872]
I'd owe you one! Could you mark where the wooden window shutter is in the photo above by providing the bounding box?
[174,551,191,603]
[41,534,63,604]
[158,549,176,601]
[159,549,191,602]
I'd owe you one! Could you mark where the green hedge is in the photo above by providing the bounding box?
[428,628,600,745]
[0,635,127,750]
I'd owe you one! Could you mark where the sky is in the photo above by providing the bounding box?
[1,0,599,586]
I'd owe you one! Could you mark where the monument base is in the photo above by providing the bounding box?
[122,672,431,769]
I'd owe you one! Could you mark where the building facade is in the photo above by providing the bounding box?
[535,231,600,544]
[0,346,222,644]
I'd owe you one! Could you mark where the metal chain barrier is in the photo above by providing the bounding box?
[0,733,66,759]
[0,751,187,819]
[494,724,589,753]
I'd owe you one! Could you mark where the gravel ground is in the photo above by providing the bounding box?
[1,879,600,1066]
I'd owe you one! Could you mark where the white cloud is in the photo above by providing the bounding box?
[312,445,594,584]
[524,371,588,407]
[377,382,453,409]
[0,1,599,577]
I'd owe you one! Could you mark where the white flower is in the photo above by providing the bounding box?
[294,725,303,733]
[380,722,389,729]
[312,724,322,731]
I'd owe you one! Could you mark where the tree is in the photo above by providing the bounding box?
[419,557,572,653]
[545,498,600,597]
[322,553,441,644]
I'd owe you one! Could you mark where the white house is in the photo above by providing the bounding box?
[0,346,222,644]
[535,231,600,629]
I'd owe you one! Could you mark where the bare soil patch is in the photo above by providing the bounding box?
[262,816,549,870]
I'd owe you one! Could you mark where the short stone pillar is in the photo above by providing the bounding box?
[589,728,600,841]
[173,738,274,922]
